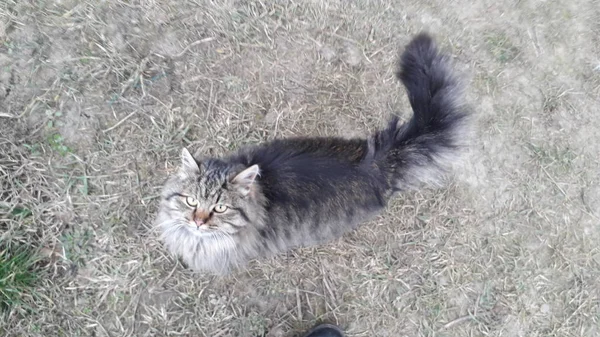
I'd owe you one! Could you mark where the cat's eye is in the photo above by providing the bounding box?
[213,204,228,213]
[185,196,198,207]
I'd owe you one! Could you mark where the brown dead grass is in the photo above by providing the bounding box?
[1,0,599,336]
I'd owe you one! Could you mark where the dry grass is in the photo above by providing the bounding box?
[1,0,599,336]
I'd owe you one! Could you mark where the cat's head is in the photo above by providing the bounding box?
[156,148,266,237]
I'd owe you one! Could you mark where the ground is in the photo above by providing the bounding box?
[1,0,599,336]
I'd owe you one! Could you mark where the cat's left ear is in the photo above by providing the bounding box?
[181,148,201,174]
[231,165,260,196]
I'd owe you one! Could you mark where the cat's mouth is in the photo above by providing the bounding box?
[187,220,215,231]
[188,221,204,229]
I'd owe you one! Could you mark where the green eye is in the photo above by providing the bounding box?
[185,196,198,207]
[213,204,228,213]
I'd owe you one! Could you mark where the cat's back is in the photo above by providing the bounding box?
[239,137,369,182]
[234,137,388,249]
[233,136,388,205]
[248,136,368,165]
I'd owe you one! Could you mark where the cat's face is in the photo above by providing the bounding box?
[157,148,262,237]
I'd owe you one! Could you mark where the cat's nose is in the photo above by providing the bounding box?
[193,210,210,227]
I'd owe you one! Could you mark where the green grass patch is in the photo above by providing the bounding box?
[526,143,576,172]
[60,228,94,267]
[46,134,72,156]
[0,243,42,312]
[485,31,519,63]
[9,207,32,219]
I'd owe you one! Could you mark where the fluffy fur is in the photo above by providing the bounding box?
[155,33,469,274]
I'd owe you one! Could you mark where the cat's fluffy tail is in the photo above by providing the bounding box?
[368,32,469,190]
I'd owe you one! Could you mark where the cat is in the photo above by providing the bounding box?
[155,32,469,274]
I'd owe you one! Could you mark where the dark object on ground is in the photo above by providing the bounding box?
[301,323,345,337]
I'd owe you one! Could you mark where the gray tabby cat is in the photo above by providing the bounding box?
[155,33,469,274]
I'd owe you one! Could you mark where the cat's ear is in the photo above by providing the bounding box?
[231,165,260,196]
[181,148,201,174]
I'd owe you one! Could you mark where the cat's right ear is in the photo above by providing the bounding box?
[231,165,260,196]
[181,148,201,174]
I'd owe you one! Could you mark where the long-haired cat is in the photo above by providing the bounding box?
[155,33,469,274]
